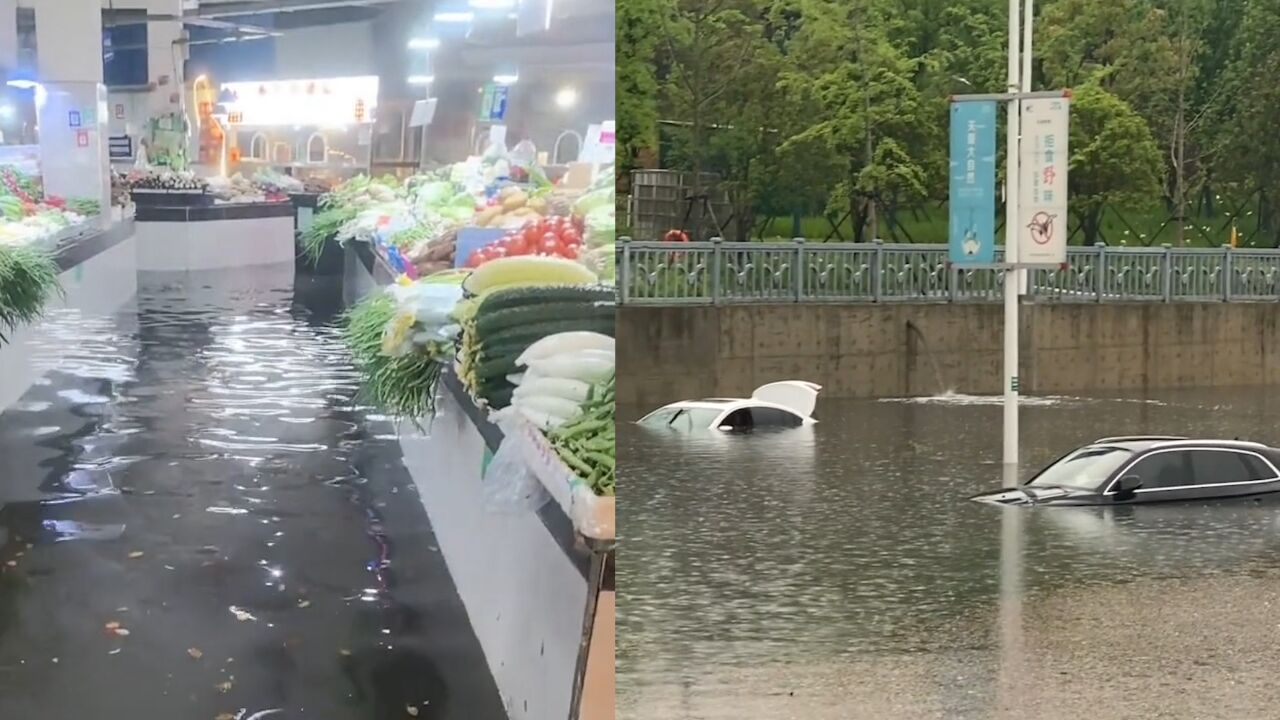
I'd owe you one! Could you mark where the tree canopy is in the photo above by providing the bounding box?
[619,0,1280,245]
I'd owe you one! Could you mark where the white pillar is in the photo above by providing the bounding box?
[0,0,16,71]
[146,0,185,115]
[34,0,110,226]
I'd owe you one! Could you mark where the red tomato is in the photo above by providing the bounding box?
[560,243,580,259]
[522,224,542,246]
[560,229,583,247]
[539,235,562,255]
[466,251,483,268]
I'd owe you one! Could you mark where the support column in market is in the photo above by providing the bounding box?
[146,0,186,117]
[0,0,16,71]
[34,0,110,227]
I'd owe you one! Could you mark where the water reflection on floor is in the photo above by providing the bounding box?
[0,266,505,719]
[619,389,1280,719]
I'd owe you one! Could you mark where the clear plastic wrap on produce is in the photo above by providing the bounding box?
[507,416,615,540]
[482,430,550,514]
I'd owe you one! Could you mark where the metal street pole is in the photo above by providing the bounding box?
[1003,0,1022,485]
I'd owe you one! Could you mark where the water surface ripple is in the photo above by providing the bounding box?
[0,268,504,719]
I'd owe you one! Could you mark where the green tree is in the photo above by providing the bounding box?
[1068,82,1164,245]
[617,0,666,181]
[659,0,765,238]
[776,0,934,241]
[1217,0,1280,244]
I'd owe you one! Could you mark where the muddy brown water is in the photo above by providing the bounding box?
[618,389,1280,719]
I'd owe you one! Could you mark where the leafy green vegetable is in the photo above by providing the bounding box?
[548,373,615,496]
[300,205,357,263]
[341,291,442,422]
[0,244,62,345]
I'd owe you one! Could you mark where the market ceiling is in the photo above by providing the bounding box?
[102,0,400,34]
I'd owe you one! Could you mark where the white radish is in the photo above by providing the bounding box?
[516,332,615,368]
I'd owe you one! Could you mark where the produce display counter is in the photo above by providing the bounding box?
[345,246,616,720]
[134,201,295,272]
[288,192,323,233]
[0,219,139,412]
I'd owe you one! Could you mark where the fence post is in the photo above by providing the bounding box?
[620,236,631,306]
[1223,245,1233,302]
[793,237,805,302]
[1095,243,1106,303]
[872,238,884,302]
[1162,244,1173,302]
[711,236,723,305]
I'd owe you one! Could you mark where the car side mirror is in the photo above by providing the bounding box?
[1115,475,1143,494]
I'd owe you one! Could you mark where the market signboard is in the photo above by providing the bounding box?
[479,83,509,122]
[947,100,997,265]
[219,76,379,126]
[1017,96,1070,265]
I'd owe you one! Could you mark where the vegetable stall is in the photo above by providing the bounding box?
[334,157,616,720]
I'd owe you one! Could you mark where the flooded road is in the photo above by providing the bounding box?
[0,266,505,719]
[618,389,1280,719]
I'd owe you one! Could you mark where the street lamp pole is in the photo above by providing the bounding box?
[1002,0,1022,485]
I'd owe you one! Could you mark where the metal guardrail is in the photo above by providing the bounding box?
[617,238,1280,305]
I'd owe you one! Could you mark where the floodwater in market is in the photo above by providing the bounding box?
[0,265,506,719]
[618,388,1280,719]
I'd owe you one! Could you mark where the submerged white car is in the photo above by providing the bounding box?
[637,381,822,431]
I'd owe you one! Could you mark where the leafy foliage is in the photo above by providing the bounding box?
[617,0,1280,245]
[0,245,61,345]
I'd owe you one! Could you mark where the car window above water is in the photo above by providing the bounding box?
[1028,447,1134,491]
[1127,450,1193,489]
[1188,449,1276,484]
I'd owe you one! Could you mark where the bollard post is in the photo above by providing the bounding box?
[1095,243,1106,303]
[620,237,631,305]
[793,237,805,302]
[1223,245,1233,302]
[1162,244,1173,302]
[872,239,884,302]
[710,236,723,305]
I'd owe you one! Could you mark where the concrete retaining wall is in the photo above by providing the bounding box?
[616,303,1280,406]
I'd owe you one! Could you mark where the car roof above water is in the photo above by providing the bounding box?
[1086,436,1276,453]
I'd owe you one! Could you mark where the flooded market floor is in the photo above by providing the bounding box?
[619,389,1280,720]
[0,265,506,719]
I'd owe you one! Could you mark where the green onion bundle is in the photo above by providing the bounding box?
[341,292,442,422]
[300,204,357,264]
[0,244,61,345]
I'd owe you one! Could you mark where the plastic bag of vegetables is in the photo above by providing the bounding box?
[380,280,464,357]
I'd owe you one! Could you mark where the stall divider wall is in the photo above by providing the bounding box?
[343,244,607,720]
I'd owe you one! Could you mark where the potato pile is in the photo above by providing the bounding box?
[472,186,547,229]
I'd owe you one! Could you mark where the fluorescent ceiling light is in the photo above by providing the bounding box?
[493,74,519,85]
[408,75,435,85]
[555,87,577,109]
[408,37,440,50]
[434,11,474,22]
[6,79,39,90]
[470,0,516,8]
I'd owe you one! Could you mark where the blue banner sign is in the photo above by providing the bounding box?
[948,100,997,264]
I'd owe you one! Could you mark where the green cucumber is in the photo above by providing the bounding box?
[479,285,614,315]
[481,316,616,347]
[481,384,515,409]
[475,301,615,338]
[475,354,519,382]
